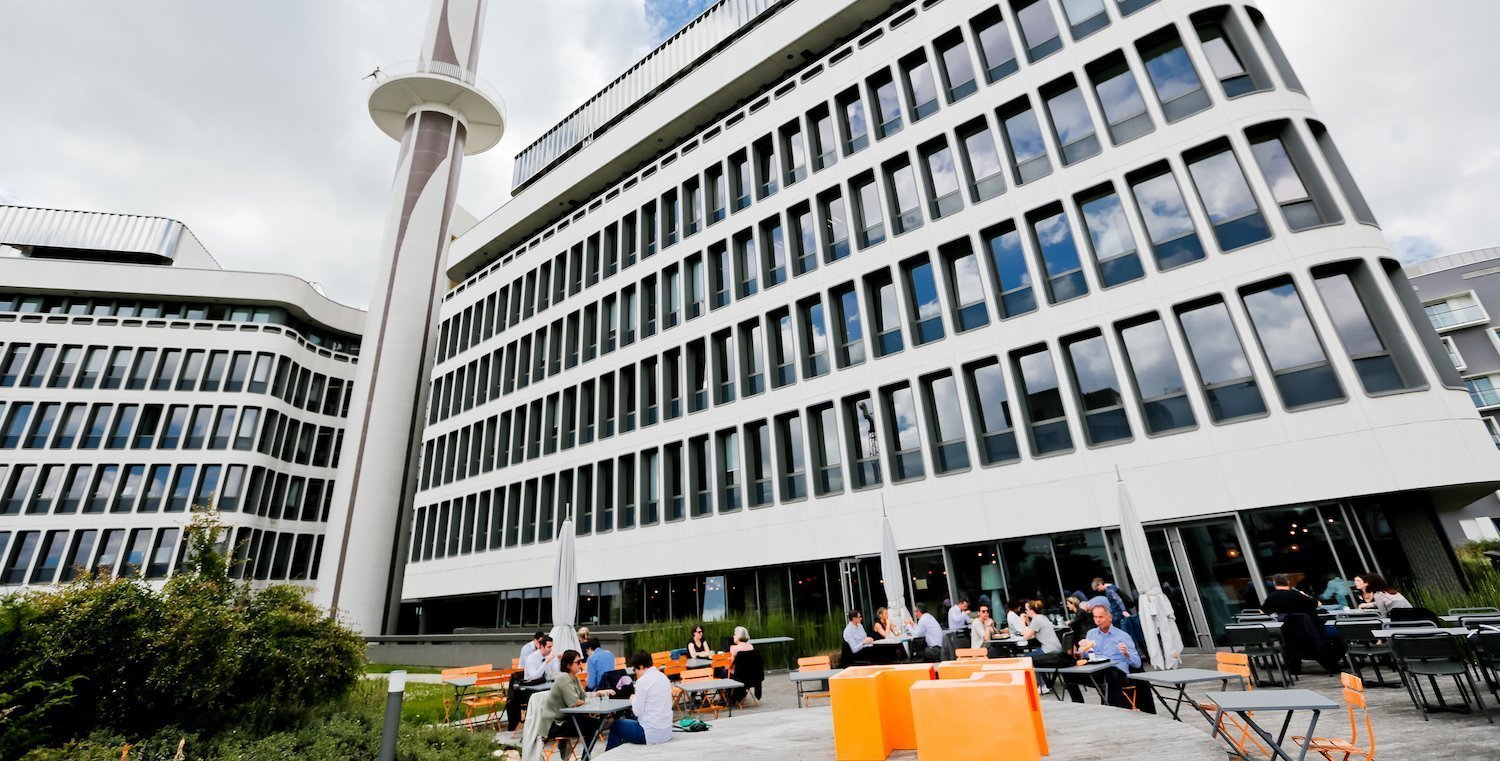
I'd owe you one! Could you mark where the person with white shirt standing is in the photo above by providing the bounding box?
[606,651,674,750]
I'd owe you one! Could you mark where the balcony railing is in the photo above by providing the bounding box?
[1426,304,1488,330]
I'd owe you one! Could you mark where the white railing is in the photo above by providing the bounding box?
[372,60,507,120]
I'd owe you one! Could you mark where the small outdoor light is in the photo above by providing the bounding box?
[378,670,407,761]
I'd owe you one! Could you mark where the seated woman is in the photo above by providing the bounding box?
[686,625,713,658]
[523,649,614,760]
[872,607,895,640]
[729,626,755,654]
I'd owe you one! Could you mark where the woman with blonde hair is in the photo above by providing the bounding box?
[872,607,895,640]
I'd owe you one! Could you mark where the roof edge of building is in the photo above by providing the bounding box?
[1405,247,1500,278]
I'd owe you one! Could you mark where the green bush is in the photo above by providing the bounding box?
[1407,539,1500,614]
[630,611,846,661]
[0,508,366,759]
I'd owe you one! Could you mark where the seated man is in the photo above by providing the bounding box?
[947,598,971,631]
[970,604,1000,649]
[507,634,555,730]
[606,651,674,750]
[583,638,618,691]
[909,603,945,662]
[1075,605,1151,711]
[843,610,875,666]
[1261,573,1319,617]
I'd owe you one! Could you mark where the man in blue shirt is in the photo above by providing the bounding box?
[909,603,944,662]
[584,638,617,691]
[1076,606,1150,711]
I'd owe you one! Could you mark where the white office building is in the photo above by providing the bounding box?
[0,206,363,590]
[400,0,1500,647]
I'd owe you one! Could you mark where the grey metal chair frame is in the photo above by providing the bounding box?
[1389,633,1492,724]
[1225,623,1294,687]
[1335,619,1400,688]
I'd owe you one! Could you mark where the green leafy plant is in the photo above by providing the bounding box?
[629,611,846,661]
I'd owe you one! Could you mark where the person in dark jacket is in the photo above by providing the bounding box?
[1261,574,1319,616]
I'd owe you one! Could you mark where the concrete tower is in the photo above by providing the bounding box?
[314,0,504,635]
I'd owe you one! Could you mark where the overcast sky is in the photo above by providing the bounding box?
[1,1,1496,311]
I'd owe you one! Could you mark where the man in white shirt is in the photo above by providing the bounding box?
[606,651,674,750]
[506,635,555,730]
[947,598,971,631]
[518,630,545,664]
[843,610,874,665]
[909,603,944,662]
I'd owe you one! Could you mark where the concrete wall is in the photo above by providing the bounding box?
[366,629,636,669]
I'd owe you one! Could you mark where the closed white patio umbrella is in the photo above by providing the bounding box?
[547,506,581,658]
[881,510,913,635]
[1116,477,1184,670]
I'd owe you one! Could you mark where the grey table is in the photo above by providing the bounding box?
[790,668,842,708]
[1204,689,1338,761]
[686,658,713,670]
[749,636,796,671]
[868,638,909,664]
[983,636,1033,658]
[674,677,745,718]
[1053,661,1116,704]
[441,675,478,723]
[1128,668,1245,722]
[561,697,633,760]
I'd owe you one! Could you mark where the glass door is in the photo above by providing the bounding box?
[839,558,874,617]
[1106,527,1199,651]
[1171,519,1257,647]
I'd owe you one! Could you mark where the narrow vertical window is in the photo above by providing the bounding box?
[1187,141,1271,251]
[708,244,731,309]
[971,7,1019,83]
[1013,345,1074,455]
[734,232,758,298]
[1043,77,1101,166]
[761,216,787,287]
[1087,53,1153,145]
[853,174,886,248]
[845,395,883,488]
[809,104,838,171]
[1193,12,1267,98]
[1309,121,1376,226]
[781,119,808,187]
[963,359,1021,465]
[712,330,735,404]
[776,413,807,500]
[921,372,971,473]
[868,69,904,139]
[687,340,708,413]
[790,203,817,276]
[1312,265,1418,394]
[921,139,964,220]
[1248,125,1340,231]
[1060,0,1109,40]
[1176,298,1268,421]
[810,404,843,495]
[1127,163,1207,270]
[1077,184,1145,287]
[943,241,990,332]
[1028,206,1089,304]
[1062,331,1133,445]
[999,98,1052,184]
[1138,28,1211,122]
[1240,278,1344,408]
[867,270,905,357]
[957,119,1006,202]
[729,150,752,212]
[881,384,925,482]
[704,168,727,225]
[799,296,830,379]
[837,87,870,155]
[1012,0,1063,62]
[902,255,946,345]
[753,135,778,200]
[984,221,1037,318]
[739,319,766,396]
[935,30,978,102]
[832,284,867,368]
[1247,8,1303,92]
[900,50,940,121]
[747,420,774,507]
[716,429,743,511]
[885,157,923,235]
[820,189,851,262]
[1117,315,1196,434]
[769,309,796,388]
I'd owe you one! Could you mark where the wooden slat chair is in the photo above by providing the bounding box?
[1294,673,1375,761]
[541,737,578,761]
[955,648,988,660]
[461,669,513,731]
[512,657,522,669]
[1195,652,1271,759]
[674,667,716,717]
[439,664,493,724]
[797,656,834,707]
[711,651,734,676]
[615,656,627,670]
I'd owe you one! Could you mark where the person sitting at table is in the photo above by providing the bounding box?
[947,598,971,630]
[844,610,875,665]
[969,603,1000,649]
[1355,572,1412,617]
[1075,606,1144,710]
[686,625,714,659]
[577,626,592,643]
[1019,599,1073,698]
[1262,573,1319,617]
[506,635,556,731]
[519,630,546,664]
[523,649,616,761]
[1066,595,1095,645]
[1005,600,1027,636]
[872,607,896,640]
[584,638,618,691]
[605,651,674,751]
[909,603,945,662]
[730,626,755,654]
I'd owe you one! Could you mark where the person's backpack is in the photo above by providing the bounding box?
[675,717,711,732]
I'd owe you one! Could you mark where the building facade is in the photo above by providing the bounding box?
[1407,247,1500,543]
[401,0,1500,649]
[0,206,363,591]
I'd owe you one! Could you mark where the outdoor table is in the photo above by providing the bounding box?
[675,677,745,718]
[1441,615,1500,625]
[1203,688,1338,761]
[561,697,633,760]
[1053,661,1116,705]
[441,675,478,718]
[790,668,842,708]
[868,638,908,664]
[1371,627,1470,638]
[749,636,796,671]
[984,637,1032,658]
[1127,668,1245,722]
[686,658,712,669]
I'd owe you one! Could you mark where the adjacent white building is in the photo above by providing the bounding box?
[0,206,362,590]
[398,0,1500,646]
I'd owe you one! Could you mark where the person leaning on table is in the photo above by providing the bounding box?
[522,649,615,761]
[605,651,674,750]
[908,603,945,662]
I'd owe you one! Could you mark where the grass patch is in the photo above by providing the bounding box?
[367,663,446,675]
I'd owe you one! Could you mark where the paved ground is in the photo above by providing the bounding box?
[379,650,1500,758]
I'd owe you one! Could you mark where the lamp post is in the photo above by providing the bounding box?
[378,670,407,761]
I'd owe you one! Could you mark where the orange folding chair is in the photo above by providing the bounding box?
[1295,673,1376,760]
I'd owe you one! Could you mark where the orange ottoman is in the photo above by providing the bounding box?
[911,679,1041,761]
